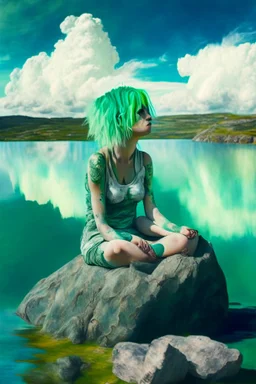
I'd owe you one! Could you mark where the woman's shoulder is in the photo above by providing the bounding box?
[87,149,107,174]
[139,150,152,166]
[89,148,107,163]
[97,147,110,161]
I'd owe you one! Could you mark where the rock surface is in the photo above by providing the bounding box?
[193,132,256,144]
[21,355,89,384]
[112,335,242,383]
[112,342,149,383]
[192,123,256,144]
[112,340,188,384]
[54,355,86,381]
[158,335,243,380]
[140,338,188,383]
[16,236,229,347]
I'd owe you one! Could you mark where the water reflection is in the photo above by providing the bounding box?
[142,141,256,238]
[1,140,255,382]
[0,141,95,218]
[0,140,255,238]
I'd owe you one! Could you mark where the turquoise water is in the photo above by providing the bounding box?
[0,309,43,383]
[0,139,255,381]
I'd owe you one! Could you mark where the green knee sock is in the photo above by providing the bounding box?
[119,232,165,259]
[151,243,165,258]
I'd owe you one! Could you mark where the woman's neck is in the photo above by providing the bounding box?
[112,139,138,164]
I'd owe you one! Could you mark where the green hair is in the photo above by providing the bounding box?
[83,86,156,148]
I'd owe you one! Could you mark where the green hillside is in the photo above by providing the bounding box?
[0,113,255,143]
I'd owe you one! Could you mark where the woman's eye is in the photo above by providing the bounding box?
[137,108,146,115]
[137,105,150,117]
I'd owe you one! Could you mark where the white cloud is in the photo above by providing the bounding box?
[0,14,121,116]
[0,13,172,118]
[222,25,256,46]
[159,54,168,62]
[0,55,11,62]
[175,36,256,114]
[0,15,256,117]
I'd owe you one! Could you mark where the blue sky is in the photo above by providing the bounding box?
[1,0,256,116]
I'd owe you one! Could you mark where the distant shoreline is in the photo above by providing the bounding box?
[0,113,255,144]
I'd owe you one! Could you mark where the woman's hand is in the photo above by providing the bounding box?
[137,238,158,261]
[180,226,198,239]
[132,236,157,261]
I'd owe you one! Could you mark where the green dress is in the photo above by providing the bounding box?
[80,148,159,268]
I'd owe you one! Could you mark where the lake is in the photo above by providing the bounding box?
[0,139,255,382]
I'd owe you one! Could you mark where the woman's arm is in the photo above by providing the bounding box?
[88,152,125,241]
[142,152,182,232]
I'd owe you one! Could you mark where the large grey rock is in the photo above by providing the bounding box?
[160,335,242,380]
[16,236,229,347]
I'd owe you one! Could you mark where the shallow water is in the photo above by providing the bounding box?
[0,310,44,383]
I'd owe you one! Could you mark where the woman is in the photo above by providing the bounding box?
[80,86,199,269]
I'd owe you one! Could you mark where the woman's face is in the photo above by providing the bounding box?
[131,105,152,137]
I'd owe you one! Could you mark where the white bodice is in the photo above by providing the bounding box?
[105,149,145,204]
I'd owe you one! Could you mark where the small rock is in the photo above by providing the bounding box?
[54,355,85,381]
[160,335,243,380]
[112,336,242,383]
[112,342,149,383]
[140,338,188,383]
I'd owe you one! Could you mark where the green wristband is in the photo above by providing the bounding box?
[119,232,133,241]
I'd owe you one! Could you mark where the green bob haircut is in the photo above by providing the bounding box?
[84,86,156,148]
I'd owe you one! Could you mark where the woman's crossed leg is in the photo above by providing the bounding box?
[100,227,199,268]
